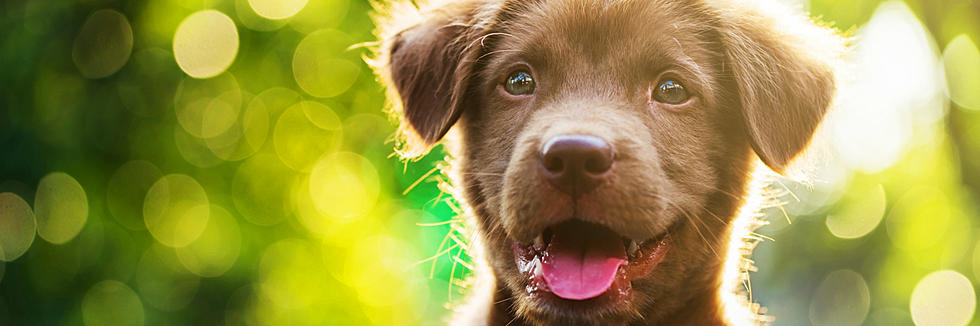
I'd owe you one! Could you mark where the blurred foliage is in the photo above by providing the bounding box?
[0,0,978,325]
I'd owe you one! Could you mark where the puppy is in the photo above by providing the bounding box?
[371,0,844,325]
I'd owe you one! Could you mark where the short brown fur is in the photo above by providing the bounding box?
[371,0,844,325]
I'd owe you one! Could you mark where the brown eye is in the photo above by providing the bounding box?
[505,70,535,95]
[652,79,690,105]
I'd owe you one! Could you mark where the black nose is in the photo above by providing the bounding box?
[540,134,614,196]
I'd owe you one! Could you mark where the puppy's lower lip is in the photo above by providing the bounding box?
[625,234,671,280]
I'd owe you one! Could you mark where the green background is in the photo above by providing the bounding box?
[0,0,979,325]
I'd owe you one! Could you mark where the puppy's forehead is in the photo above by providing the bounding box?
[492,0,712,70]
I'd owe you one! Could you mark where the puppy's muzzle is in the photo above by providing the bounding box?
[539,134,614,197]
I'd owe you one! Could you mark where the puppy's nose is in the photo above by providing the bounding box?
[540,135,613,196]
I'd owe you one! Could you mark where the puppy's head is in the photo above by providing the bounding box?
[377,0,841,324]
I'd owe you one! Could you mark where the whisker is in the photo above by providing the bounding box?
[416,218,463,227]
[457,172,506,176]
[413,243,460,270]
[448,245,464,303]
[403,166,440,195]
[648,194,723,259]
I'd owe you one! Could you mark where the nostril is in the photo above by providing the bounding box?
[585,155,612,173]
[543,155,564,173]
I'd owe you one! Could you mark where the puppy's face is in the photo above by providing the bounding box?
[470,1,739,323]
[379,0,838,324]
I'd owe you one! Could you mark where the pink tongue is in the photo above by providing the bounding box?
[541,222,627,300]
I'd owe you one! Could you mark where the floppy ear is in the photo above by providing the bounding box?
[373,1,489,153]
[716,3,844,173]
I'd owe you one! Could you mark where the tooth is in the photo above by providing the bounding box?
[532,257,543,277]
[628,240,640,257]
[533,234,545,249]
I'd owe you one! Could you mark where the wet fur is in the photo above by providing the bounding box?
[370,0,844,325]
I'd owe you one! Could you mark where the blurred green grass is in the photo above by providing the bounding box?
[0,0,978,325]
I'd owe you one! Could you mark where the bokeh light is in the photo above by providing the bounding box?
[292,29,360,98]
[248,0,309,20]
[258,239,324,310]
[173,73,243,139]
[910,270,976,326]
[81,280,144,326]
[309,151,380,220]
[4,0,980,325]
[809,269,871,326]
[173,126,225,168]
[832,1,944,173]
[342,235,425,308]
[175,205,241,277]
[236,0,289,32]
[172,10,239,79]
[72,9,133,79]
[142,174,209,247]
[886,187,952,251]
[273,101,343,172]
[288,0,349,34]
[205,93,269,161]
[943,35,980,110]
[825,182,886,239]
[232,153,294,226]
[33,172,88,244]
[0,193,36,261]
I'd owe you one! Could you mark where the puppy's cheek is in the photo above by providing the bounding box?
[594,150,676,238]
[629,229,706,314]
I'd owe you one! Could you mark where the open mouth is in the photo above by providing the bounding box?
[512,219,672,303]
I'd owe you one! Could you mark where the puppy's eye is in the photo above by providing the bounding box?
[505,70,535,95]
[652,79,690,105]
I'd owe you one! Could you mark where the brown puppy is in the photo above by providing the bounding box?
[371,0,844,325]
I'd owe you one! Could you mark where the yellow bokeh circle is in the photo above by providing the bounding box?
[173,10,239,79]
[342,235,425,309]
[34,172,88,244]
[174,126,224,168]
[252,87,301,116]
[825,183,886,239]
[910,270,976,326]
[886,187,951,251]
[205,93,269,161]
[176,205,241,277]
[72,9,134,79]
[273,101,342,172]
[0,192,36,261]
[259,239,324,309]
[943,35,980,110]
[173,73,243,139]
[292,29,360,98]
[82,280,145,326]
[236,0,288,32]
[143,174,210,247]
[248,0,308,20]
[309,152,380,220]
[808,269,871,326]
[232,153,295,226]
[288,0,349,34]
